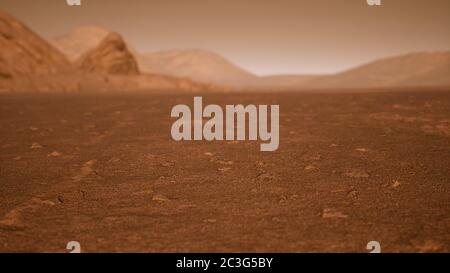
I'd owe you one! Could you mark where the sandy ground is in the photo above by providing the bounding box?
[0,91,449,252]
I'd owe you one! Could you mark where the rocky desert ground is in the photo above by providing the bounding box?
[1,7,449,253]
[0,90,449,252]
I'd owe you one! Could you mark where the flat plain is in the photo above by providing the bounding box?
[0,90,449,252]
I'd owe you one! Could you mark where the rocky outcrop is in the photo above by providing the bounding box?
[50,25,111,61]
[0,11,72,79]
[78,32,140,75]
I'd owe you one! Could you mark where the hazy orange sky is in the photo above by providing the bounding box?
[1,0,449,75]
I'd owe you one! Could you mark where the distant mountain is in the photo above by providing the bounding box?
[309,52,450,89]
[139,50,450,90]
[50,28,259,88]
[0,10,72,79]
[2,14,448,92]
[78,32,140,75]
[254,75,321,90]
[50,26,111,61]
[51,25,450,90]
[138,49,258,88]
[0,13,217,93]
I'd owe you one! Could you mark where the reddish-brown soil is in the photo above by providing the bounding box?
[0,91,449,252]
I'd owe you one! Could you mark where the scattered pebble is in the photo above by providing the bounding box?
[30,142,43,149]
[355,148,369,152]
[204,152,214,156]
[322,208,348,219]
[217,160,233,165]
[256,172,275,182]
[48,151,63,157]
[152,193,170,202]
[343,169,370,178]
[57,195,65,203]
[304,165,316,171]
[161,161,174,167]
[108,157,121,163]
[177,204,197,210]
[81,160,96,175]
[271,216,284,223]
[218,167,231,172]
[73,160,97,181]
[144,154,156,160]
[0,198,56,230]
[392,180,401,188]
[347,190,358,199]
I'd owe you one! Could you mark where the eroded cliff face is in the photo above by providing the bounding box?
[0,10,72,79]
[0,11,221,93]
[77,32,140,76]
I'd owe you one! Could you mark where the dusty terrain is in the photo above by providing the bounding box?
[0,90,449,252]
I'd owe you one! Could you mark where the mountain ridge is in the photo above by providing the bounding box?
[138,49,258,88]
[0,11,218,93]
[0,10,73,79]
